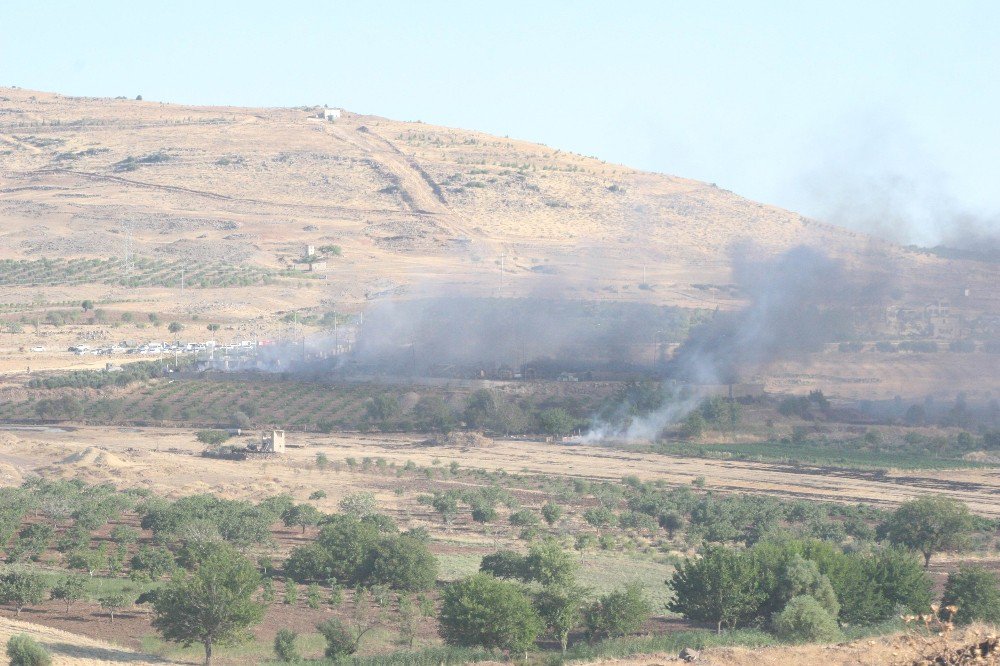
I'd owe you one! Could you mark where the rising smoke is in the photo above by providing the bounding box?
[347,293,691,378]
[582,245,889,441]
[792,116,1000,254]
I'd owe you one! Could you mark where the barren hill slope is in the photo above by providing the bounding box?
[0,88,996,397]
[2,88,992,303]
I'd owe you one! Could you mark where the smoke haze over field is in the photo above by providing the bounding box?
[349,296,693,377]
[584,245,889,441]
[666,245,887,384]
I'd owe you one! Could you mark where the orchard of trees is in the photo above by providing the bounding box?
[0,470,996,664]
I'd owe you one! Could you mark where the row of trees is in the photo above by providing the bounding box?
[363,389,582,437]
[445,540,651,654]
[670,535,1000,639]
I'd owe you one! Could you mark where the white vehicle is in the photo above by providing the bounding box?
[30,346,46,352]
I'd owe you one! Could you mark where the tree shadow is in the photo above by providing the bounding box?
[45,641,173,663]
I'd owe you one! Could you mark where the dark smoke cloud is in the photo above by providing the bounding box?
[348,294,691,377]
[666,245,886,384]
[585,245,888,441]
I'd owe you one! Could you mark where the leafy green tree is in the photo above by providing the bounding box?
[110,524,140,547]
[772,595,842,643]
[658,511,684,538]
[168,322,184,335]
[680,411,707,439]
[430,492,459,525]
[282,504,322,534]
[51,575,88,613]
[338,492,377,519]
[307,583,322,609]
[509,509,540,528]
[535,583,589,654]
[284,580,298,605]
[67,548,105,577]
[882,496,973,567]
[412,395,457,433]
[777,555,840,618]
[365,535,438,592]
[151,545,265,665]
[81,300,94,312]
[6,634,50,666]
[365,394,400,427]
[130,545,176,580]
[538,408,575,437]
[800,540,932,625]
[940,565,1000,625]
[316,618,357,658]
[0,567,49,617]
[669,546,764,633]
[541,502,563,526]
[439,574,543,654]
[583,507,615,532]
[480,550,526,580]
[584,582,651,639]
[523,540,577,587]
[196,431,230,447]
[100,591,132,623]
[273,628,300,662]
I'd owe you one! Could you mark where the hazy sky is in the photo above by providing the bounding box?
[2,1,997,246]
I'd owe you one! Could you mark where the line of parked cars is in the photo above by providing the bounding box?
[62,340,258,356]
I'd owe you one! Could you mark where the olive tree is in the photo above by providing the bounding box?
[883,496,973,567]
[439,573,542,654]
[151,545,264,665]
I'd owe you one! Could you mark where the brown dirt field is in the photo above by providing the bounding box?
[3,425,1000,517]
[0,614,172,665]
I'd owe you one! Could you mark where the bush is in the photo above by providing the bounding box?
[772,595,842,643]
[480,550,526,580]
[585,582,651,639]
[6,635,50,666]
[439,574,543,652]
[940,566,1000,625]
[274,628,300,662]
[317,617,356,658]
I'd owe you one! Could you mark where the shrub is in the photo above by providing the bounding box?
[584,582,651,639]
[439,574,543,653]
[274,628,300,662]
[317,618,356,658]
[772,595,843,643]
[940,566,1000,625]
[6,635,50,666]
[480,550,526,580]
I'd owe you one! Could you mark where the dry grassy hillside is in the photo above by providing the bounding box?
[0,88,996,397]
[1,87,992,306]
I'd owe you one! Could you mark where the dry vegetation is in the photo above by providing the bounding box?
[1,87,997,399]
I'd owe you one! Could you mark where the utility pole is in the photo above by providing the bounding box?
[180,268,185,294]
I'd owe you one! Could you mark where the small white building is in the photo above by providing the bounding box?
[261,430,286,454]
[322,108,341,121]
